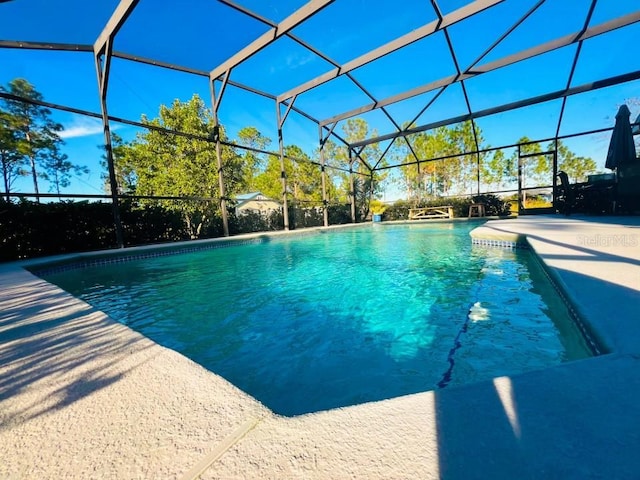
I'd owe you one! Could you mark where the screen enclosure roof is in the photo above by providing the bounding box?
[1,0,640,162]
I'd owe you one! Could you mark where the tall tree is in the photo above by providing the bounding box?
[444,121,481,195]
[254,145,323,203]
[111,95,243,238]
[317,138,349,204]
[510,136,553,207]
[40,143,89,195]
[551,140,597,183]
[512,136,548,188]
[399,126,447,203]
[481,149,504,191]
[0,109,24,201]
[479,148,519,193]
[330,118,389,218]
[399,121,480,202]
[0,79,65,202]
[253,153,282,200]
[101,132,137,194]
[236,126,271,191]
[287,145,323,202]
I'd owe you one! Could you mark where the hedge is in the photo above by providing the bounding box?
[0,199,354,262]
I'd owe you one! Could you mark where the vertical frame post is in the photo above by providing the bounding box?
[349,149,356,223]
[318,124,329,227]
[95,40,124,248]
[94,0,140,248]
[552,139,559,209]
[276,102,290,230]
[517,145,524,214]
[476,152,481,196]
[370,171,375,213]
[209,77,230,237]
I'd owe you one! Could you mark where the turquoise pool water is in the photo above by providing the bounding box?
[43,223,592,415]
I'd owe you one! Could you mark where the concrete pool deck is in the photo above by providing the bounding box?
[1,215,639,479]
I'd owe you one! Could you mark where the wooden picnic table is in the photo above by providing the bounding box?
[408,206,454,220]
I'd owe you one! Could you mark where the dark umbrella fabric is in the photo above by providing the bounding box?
[605,104,637,170]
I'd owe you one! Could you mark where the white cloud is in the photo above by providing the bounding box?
[58,117,119,139]
[59,124,103,139]
[268,52,316,75]
[285,52,315,69]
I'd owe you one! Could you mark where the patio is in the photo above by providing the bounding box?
[2,1,640,478]
[1,216,639,478]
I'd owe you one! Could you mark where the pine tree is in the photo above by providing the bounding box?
[0,79,65,202]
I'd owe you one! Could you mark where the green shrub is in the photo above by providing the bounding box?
[327,204,351,225]
[384,194,511,220]
[384,200,411,220]
[288,204,324,229]
[228,210,283,235]
[0,199,219,262]
[120,200,190,245]
[470,194,512,216]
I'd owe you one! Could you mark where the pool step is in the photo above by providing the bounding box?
[469,225,528,249]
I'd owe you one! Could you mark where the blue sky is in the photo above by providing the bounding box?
[1,0,639,199]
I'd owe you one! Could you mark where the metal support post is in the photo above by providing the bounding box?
[276,102,290,230]
[477,152,481,196]
[517,145,524,214]
[369,171,375,212]
[552,139,559,208]
[214,127,230,237]
[349,149,356,223]
[95,41,124,248]
[319,124,329,227]
[210,78,230,236]
[93,0,140,248]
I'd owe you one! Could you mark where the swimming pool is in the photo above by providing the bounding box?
[42,223,593,416]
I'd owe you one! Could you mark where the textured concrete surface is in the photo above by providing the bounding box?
[1,216,640,479]
[0,268,269,479]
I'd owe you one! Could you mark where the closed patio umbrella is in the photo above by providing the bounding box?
[605,104,637,170]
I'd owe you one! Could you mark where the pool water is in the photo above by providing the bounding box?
[43,223,593,416]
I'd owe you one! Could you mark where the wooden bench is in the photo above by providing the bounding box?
[408,206,454,220]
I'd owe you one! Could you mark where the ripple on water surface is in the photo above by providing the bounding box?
[44,223,592,416]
